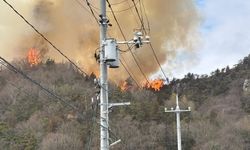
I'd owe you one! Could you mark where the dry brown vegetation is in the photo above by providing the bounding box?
[0,55,250,149]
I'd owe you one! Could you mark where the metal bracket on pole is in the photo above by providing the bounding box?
[109,139,121,147]
[117,31,150,48]
[108,102,131,109]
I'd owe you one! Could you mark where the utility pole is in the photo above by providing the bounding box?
[164,90,191,150]
[99,0,108,149]
[97,1,149,150]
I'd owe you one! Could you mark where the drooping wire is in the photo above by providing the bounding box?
[0,57,79,112]
[120,57,140,87]
[4,79,51,109]
[131,0,147,35]
[141,0,150,33]
[106,0,149,83]
[109,0,128,5]
[126,0,140,26]
[90,0,140,13]
[131,0,168,81]
[139,0,144,29]
[73,0,99,25]
[84,0,100,24]
[2,0,88,76]
[118,43,135,52]
[149,43,169,82]
[0,57,119,144]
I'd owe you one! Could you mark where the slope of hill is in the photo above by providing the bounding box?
[0,55,250,150]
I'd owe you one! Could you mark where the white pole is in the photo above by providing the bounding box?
[176,93,182,150]
[165,92,191,150]
[99,0,109,149]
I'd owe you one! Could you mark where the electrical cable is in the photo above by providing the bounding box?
[131,0,169,81]
[0,57,79,111]
[109,0,128,5]
[73,0,99,25]
[120,57,140,87]
[84,0,100,24]
[139,0,144,28]
[141,0,150,33]
[106,0,149,83]
[118,43,135,52]
[2,0,88,77]
[131,0,147,35]
[149,43,169,82]
[90,0,140,13]
[1,57,118,143]
[126,0,140,26]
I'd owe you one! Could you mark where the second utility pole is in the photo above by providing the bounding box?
[99,0,109,149]
[164,86,191,150]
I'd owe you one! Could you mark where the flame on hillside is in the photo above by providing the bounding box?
[144,79,164,91]
[120,81,129,91]
[27,48,40,67]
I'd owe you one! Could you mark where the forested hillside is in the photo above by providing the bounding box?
[0,55,250,150]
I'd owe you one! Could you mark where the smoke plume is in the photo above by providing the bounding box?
[0,0,200,84]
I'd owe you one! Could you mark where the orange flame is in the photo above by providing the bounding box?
[120,81,129,91]
[144,79,164,91]
[27,48,40,67]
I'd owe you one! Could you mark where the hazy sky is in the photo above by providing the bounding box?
[171,0,250,78]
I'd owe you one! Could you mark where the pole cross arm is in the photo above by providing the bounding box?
[165,110,191,113]
[109,139,121,147]
[108,102,131,109]
[117,40,150,44]
[164,107,191,113]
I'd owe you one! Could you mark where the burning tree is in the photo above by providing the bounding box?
[27,48,40,67]
[144,79,164,91]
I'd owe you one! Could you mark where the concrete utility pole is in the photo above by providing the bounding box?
[98,1,149,150]
[165,92,191,150]
[99,0,109,149]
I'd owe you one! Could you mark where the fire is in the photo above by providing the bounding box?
[120,81,129,91]
[144,79,164,91]
[27,48,40,67]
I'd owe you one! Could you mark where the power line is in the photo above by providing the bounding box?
[120,57,140,87]
[90,0,140,13]
[1,56,121,148]
[2,0,88,76]
[0,56,79,111]
[131,0,147,35]
[149,43,169,81]
[141,0,150,33]
[84,0,100,24]
[131,0,168,81]
[109,0,128,5]
[5,80,51,109]
[73,0,99,24]
[126,0,140,26]
[106,0,149,83]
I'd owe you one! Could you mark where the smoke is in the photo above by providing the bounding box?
[0,0,200,84]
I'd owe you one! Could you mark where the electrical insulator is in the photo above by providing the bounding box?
[105,38,117,62]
